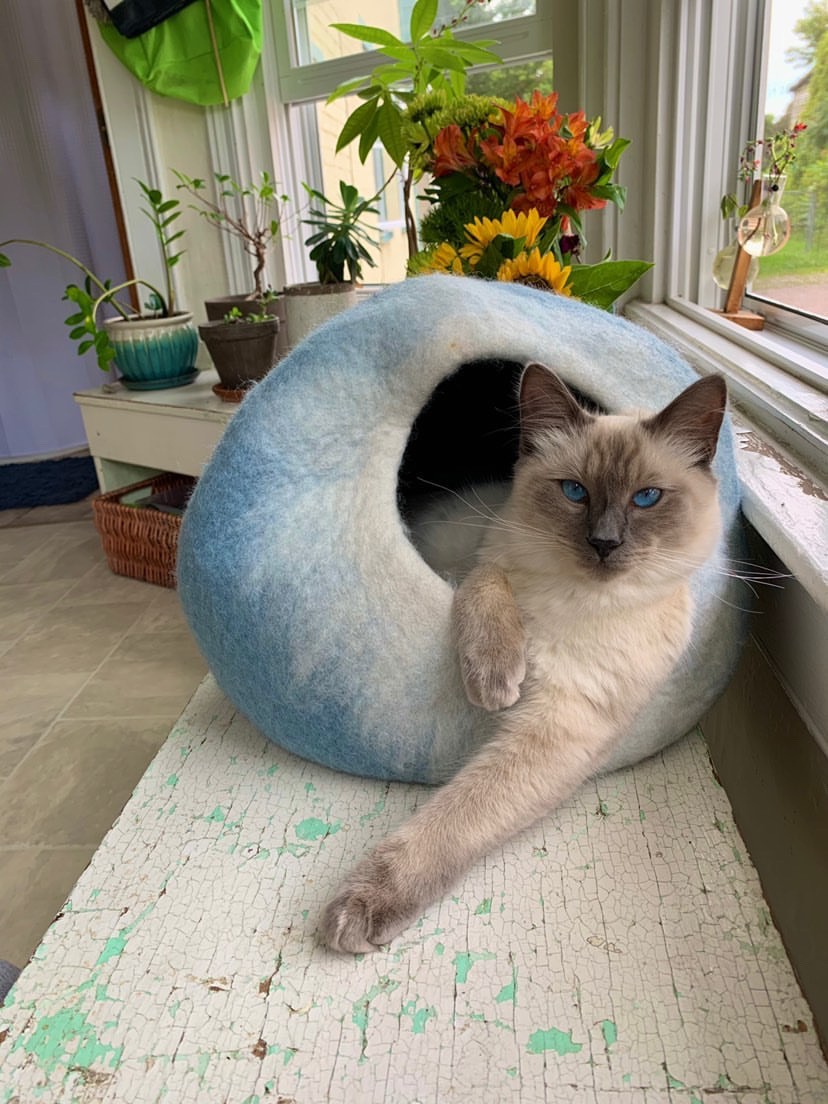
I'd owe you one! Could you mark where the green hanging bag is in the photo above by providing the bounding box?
[98,0,263,107]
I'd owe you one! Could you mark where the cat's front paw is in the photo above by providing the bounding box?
[321,845,419,954]
[460,639,526,711]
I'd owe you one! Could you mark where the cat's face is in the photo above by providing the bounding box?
[508,365,726,592]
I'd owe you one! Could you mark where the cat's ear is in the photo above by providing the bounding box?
[644,374,727,466]
[519,363,590,455]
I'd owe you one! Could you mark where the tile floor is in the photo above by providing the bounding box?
[0,496,207,969]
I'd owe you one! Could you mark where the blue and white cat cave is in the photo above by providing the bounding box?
[177,276,745,784]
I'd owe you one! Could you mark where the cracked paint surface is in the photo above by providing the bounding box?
[0,677,826,1102]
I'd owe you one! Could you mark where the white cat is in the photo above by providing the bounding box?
[322,363,726,953]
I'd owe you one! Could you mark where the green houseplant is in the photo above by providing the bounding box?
[0,179,197,390]
[173,168,290,358]
[197,305,280,401]
[283,181,379,348]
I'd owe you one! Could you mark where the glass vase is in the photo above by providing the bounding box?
[736,175,791,258]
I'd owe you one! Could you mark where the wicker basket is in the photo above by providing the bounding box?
[92,474,197,588]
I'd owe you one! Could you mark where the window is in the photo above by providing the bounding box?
[268,0,555,283]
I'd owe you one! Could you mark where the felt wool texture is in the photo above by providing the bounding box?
[177,276,747,784]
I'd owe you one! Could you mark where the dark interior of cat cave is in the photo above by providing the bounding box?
[396,358,601,523]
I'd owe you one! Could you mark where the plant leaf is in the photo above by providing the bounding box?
[409,0,438,41]
[330,22,403,48]
[336,98,379,153]
[376,97,408,167]
[566,260,653,310]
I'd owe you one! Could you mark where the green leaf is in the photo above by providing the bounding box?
[328,74,374,103]
[77,339,95,355]
[417,45,468,72]
[357,107,382,162]
[0,253,10,267]
[336,98,380,153]
[376,98,408,167]
[602,137,631,171]
[330,22,403,49]
[409,0,438,41]
[566,260,653,310]
[156,199,179,213]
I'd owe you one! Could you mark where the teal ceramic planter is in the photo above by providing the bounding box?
[103,312,198,390]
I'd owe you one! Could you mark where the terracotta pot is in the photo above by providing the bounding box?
[204,293,289,360]
[102,312,198,391]
[197,317,280,391]
[282,282,358,349]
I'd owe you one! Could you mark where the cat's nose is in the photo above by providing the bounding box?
[587,535,623,560]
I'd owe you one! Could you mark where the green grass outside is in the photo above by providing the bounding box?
[753,232,827,280]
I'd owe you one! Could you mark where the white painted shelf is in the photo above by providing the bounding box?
[1,675,826,1102]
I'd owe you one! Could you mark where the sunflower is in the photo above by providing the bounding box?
[460,208,547,266]
[497,249,573,295]
[412,242,466,276]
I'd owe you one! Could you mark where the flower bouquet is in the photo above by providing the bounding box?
[408,90,651,308]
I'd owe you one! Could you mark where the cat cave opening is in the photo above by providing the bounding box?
[397,358,599,578]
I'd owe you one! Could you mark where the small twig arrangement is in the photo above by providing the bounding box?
[173,170,288,299]
[721,123,807,221]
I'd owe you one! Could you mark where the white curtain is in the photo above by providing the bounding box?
[0,1,127,460]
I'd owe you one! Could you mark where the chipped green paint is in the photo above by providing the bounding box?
[434,942,445,956]
[169,1000,181,1018]
[351,976,401,1056]
[639,809,646,822]
[12,1006,123,1075]
[526,1027,583,1056]
[495,964,518,1005]
[206,806,227,823]
[96,934,126,966]
[597,800,609,817]
[622,1073,632,1084]
[506,1067,518,1077]
[360,797,387,824]
[690,1096,703,1104]
[196,1052,210,1081]
[267,1043,297,1065]
[400,999,437,1034]
[601,1019,617,1048]
[453,950,496,983]
[304,781,316,793]
[665,1070,686,1090]
[294,817,341,841]
[166,774,179,787]
[266,764,279,776]
[714,816,726,832]
[716,1073,736,1090]
[475,898,492,915]
[89,888,102,901]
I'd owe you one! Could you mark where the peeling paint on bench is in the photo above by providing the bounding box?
[1,675,826,1103]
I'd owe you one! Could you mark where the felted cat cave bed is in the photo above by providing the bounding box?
[178,276,746,784]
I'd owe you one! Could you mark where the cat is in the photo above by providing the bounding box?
[322,362,727,953]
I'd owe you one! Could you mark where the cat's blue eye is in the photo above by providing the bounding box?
[561,480,588,504]
[632,487,663,508]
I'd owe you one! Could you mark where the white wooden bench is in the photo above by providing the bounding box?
[1,674,826,1102]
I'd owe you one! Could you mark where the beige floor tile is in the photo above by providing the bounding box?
[0,847,96,965]
[0,530,105,586]
[64,630,207,719]
[0,673,92,779]
[0,509,33,529]
[130,587,191,633]
[59,560,162,606]
[0,526,55,571]
[0,580,76,639]
[0,601,147,676]
[12,497,96,527]
[0,716,176,847]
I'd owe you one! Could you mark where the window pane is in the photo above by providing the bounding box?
[289,0,536,68]
[291,97,415,284]
[747,0,828,324]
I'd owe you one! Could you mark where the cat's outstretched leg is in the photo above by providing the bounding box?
[321,693,619,953]
[453,563,527,711]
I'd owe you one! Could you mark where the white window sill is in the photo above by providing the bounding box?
[626,300,828,614]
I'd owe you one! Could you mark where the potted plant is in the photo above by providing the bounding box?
[173,169,290,358]
[283,180,379,348]
[198,305,280,401]
[0,180,197,390]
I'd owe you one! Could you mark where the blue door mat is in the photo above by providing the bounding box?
[0,455,98,509]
